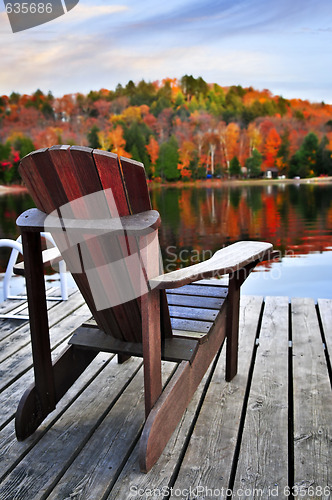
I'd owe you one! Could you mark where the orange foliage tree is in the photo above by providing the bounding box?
[145,136,159,178]
[263,128,282,171]
[177,140,195,179]
[108,125,130,157]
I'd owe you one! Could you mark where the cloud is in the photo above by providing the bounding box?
[59,4,129,22]
[0,0,331,101]
[113,0,320,39]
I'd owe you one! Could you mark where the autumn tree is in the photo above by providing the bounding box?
[7,132,35,158]
[263,127,281,171]
[156,135,180,181]
[316,136,332,175]
[108,125,129,157]
[34,127,63,148]
[87,125,101,148]
[145,136,159,178]
[124,121,151,166]
[246,149,263,178]
[229,156,242,177]
[276,130,291,174]
[219,122,240,173]
[177,140,195,179]
[289,132,319,178]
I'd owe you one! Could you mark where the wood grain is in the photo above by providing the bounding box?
[292,297,332,494]
[171,295,264,494]
[151,242,273,289]
[233,296,289,496]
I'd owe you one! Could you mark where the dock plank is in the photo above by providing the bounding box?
[0,294,331,499]
[0,289,78,363]
[0,356,144,499]
[292,297,332,496]
[170,295,264,496]
[318,298,332,361]
[106,355,217,499]
[233,296,289,497]
[0,291,86,392]
[0,352,114,483]
[47,362,176,500]
[0,301,91,430]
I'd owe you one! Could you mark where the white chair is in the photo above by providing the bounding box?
[0,233,68,319]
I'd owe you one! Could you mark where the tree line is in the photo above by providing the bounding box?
[1,76,332,184]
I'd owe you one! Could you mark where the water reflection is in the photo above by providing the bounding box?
[151,183,332,299]
[0,183,331,299]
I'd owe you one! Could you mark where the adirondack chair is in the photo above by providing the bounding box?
[15,145,274,472]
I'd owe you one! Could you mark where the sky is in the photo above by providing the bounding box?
[0,0,331,103]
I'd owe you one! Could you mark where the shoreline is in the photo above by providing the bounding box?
[0,184,28,195]
[149,176,332,189]
[1,177,332,194]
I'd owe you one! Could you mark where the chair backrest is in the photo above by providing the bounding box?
[19,145,171,342]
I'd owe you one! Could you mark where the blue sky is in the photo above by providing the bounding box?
[0,0,331,102]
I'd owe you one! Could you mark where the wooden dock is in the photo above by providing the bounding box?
[0,289,331,499]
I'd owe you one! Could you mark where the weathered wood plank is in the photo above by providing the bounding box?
[0,351,115,483]
[0,294,330,498]
[169,304,218,322]
[167,284,228,298]
[0,291,87,393]
[0,301,91,429]
[69,326,199,363]
[0,317,27,342]
[172,329,208,343]
[233,296,289,497]
[0,356,144,499]
[0,287,60,340]
[292,297,332,496]
[317,298,332,361]
[0,289,77,364]
[0,296,26,317]
[152,242,273,289]
[170,317,213,334]
[170,296,264,495]
[107,360,216,499]
[167,293,224,310]
[46,362,176,500]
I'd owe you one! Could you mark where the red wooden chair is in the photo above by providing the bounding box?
[15,145,273,471]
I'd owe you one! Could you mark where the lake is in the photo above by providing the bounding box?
[0,181,331,300]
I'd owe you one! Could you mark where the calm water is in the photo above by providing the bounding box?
[0,182,331,300]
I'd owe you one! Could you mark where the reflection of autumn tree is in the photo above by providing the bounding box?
[152,184,332,274]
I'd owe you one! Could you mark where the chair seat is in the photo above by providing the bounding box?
[167,280,228,343]
[78,280,228,348]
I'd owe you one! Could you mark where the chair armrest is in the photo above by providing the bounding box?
[17,208,161,235]
[150,241,274,289]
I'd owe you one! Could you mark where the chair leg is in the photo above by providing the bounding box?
[225,274,241,382]
[141,288,162,418]
[117,353,131,364]
[21,231,56,415]
[16,345,98,439]
[139,305,227,472]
